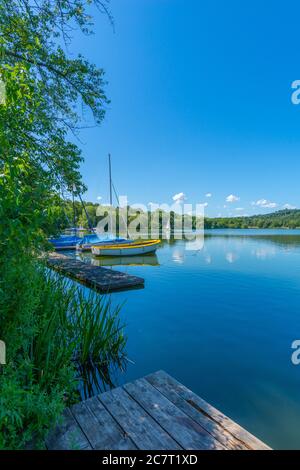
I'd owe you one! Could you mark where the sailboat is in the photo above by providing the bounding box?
[76,154,131,252]
[89,154,160,257]
[76,234,129,252]
[49,234,82,250]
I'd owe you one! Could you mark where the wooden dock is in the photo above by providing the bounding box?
[46,370,270,450]
[47,252,144,293]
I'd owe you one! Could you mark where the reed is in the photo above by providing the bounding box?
[69,290,126,366]
[0,259,126,449]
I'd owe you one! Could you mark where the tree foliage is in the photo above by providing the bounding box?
[204,210,300,229]
[0,0,109,201]
[0,1,127,450]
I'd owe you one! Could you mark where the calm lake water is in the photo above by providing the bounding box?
[72,229,300,449]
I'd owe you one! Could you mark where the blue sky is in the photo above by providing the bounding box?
[70,0,300,217]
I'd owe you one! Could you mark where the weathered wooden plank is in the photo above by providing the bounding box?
[147,371,270,450]
[46,408,92,450]
[47,254,144,293]
[98,386,182,450]
[124,378,225,450]
[45,370,271,451]
[71,396,137,450]
[145,371,248,450]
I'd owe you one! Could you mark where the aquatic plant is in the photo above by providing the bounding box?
[0,258,126,449]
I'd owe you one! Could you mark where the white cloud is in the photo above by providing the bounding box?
[172,192,186,203]
[235,207,244,211]
[283,203,297,210]
[226,194,240,203]
[252,199,278,209]
[205,193,212,198]
[97,196,102,201]
[201,202,208,207]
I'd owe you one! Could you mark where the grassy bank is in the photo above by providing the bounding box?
[0,252,125,449]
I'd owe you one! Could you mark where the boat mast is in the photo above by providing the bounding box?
[108,153,113,236]
[78,193,93,231]
[108,153,112,206]
[72,186,76,233]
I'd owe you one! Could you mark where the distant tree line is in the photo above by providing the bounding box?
[202,210,300,229]
[51,202,300,232]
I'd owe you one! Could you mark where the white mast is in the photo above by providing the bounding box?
[108,153,112,206]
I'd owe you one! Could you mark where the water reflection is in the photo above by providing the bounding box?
[204,230,300,248]
[91,253,159,267]
[158,231,300,266]
[172,249,185,264]
[78,359,128,401]
[69,231,300,272]
[76,251,159,267]
[204,254,212,264]
[252,247,276,259]
[226,252,239,264]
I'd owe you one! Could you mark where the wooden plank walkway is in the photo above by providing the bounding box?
[46,370,270,450]
[47,252,144,293]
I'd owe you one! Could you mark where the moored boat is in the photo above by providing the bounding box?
[76,235,130,252]
[91,239,160,257]
[48,235,82,250]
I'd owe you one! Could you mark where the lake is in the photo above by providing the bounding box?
[73,229,300,449]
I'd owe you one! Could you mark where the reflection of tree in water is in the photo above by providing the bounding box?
[158,232,300,251]
[204,233,300,249]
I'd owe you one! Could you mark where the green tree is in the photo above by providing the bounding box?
[0,1,127,449]
[0,0,110,207]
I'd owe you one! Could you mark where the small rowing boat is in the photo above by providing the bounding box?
[91,239,160,257]
[48,235,82,250]
[76,235,129,252]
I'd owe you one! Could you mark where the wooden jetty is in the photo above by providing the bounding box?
[46,370,270,450]
[46,252,144,293]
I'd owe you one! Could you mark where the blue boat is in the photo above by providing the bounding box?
[49,235,82,250]
[76,234,129,252]
[49,233,130,252]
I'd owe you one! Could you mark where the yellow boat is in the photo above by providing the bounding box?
[91,239,160,257]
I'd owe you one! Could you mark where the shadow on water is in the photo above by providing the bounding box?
[77,357,128,400]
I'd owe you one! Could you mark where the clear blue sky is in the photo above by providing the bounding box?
[70,0,300,217]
